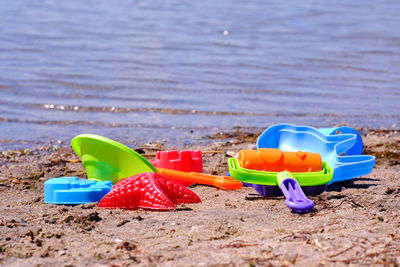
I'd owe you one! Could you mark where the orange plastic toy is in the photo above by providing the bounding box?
[238,148,322,173]
[156,168,242,190]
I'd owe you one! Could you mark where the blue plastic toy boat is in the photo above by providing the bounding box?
[257,124,375,183]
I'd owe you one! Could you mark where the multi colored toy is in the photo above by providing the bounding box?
[150,150,203,173]
[228,158,333,195]
[46,123,369,213]
[228,148,333,212]
[44,177,113,204]
[257,124,375,183]
[99,172,201,211]
[71,134,242,190]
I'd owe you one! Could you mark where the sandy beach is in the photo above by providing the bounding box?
[0,129,399,266]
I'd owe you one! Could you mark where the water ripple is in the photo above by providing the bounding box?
[1,0,400,148]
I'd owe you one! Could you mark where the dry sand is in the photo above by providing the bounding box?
[0,129,399,266]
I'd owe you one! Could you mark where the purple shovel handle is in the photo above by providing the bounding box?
[279,177,314,213]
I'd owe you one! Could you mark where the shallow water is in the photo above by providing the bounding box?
[1,0,400,149]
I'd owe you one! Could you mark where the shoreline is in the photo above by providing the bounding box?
[0,124,398,152]
[0,129,399,266]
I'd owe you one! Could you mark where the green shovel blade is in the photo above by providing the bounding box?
[71,134,157,184]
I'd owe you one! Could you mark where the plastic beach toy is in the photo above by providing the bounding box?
[229,149,330,212]
[71,134,156,184]
[230,148,331,195]
[150,150,203,173]
[71,134,242,190]
[99,172,201,211]
[228,158,332,191]
[228,149,327,212]
[44,177,113,204]
[257,124,375,183]
[228,151,331,212]
[238,148,322,173]
[277,171,314,213]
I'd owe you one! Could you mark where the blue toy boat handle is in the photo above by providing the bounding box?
[257,124,376,183]
[318,126,363,155]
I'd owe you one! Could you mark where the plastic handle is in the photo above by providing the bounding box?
[277,171,314,213]
[318,127,363,155]
[156,168,242,190]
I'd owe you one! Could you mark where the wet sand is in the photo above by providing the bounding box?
[0,129,399,266]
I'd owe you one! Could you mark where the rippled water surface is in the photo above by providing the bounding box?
[1,1,400,149]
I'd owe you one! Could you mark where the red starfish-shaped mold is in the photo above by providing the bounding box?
[98,172,201,211]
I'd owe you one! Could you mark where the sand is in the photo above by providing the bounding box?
[0,129,399,266]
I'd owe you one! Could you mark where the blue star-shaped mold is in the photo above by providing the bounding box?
[44,177,113,204]
[257,124,375,183]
